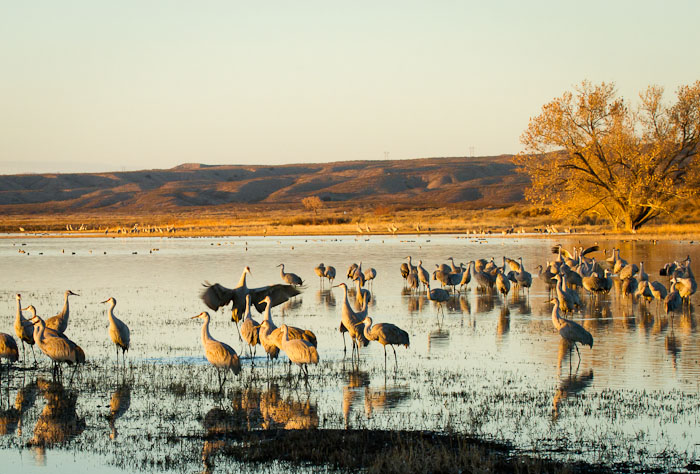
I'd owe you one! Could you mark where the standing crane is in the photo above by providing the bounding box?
[258,296,280,363]
[46,290,79,334]
[278,263,304,287]
[191,311,241,391]
[314,263,326,287]
[28,311,82,377]
[324,266,336,286]
[550,298,593,371]
[0,333,19,378]
[279,324,319,377]
[13,294,36,365]
[240,295,260,359]
[102,297,130,366]
[334,283,369,356]
[359,316,409,368]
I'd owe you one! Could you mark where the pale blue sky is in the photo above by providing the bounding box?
[1,1,698,174]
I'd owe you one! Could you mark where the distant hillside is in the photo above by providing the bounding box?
[0,156,528,214]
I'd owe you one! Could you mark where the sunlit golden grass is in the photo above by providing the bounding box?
[1,203,699,238]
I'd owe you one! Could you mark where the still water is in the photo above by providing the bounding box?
[0,234,698,471]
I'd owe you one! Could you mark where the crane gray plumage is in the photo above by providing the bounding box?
[664,282,682,316]
[363,268,377,288]
[649,280,668,305]
[417,260,430,290]
[551,298,593,369]
[447,257,460,273]
[400,262,410,283]
[102,297,130,365]
[0,333,19,372]
[512,257,532,293]
[406,271,420,293]
[314,263,326,286]
[29,311,80,373]
[192,311,241,390]
[495,262,511,298]
[280,324,319,377]
[201,266,301,327]
[14,293,36,365]
[554,274,579,313]
[323,265,336,285]
[335,283,369,355]
[346,263,358,280]
[24,306,85,366]
[582,270,611,297]
[426,283,450,316]
[360,316,409,367]
[619,263,639,281]
[258,296,280,362]
[45,290,79,334]
[635,280,654,304]
[278,263,303,287]
[240,295,260,358]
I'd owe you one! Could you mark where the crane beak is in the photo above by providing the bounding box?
[100,299,110,304]
[70,291,80,296]
[21,306,30,311]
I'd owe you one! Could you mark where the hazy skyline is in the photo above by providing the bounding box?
[2,1,699,175]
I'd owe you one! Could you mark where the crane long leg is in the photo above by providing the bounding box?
[383,345,387,372]
[392,345,398,366]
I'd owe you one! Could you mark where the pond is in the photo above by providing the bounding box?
[0,234,698,472]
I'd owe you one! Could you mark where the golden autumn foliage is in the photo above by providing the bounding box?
[301,195,323,215]
[515,81,700,231]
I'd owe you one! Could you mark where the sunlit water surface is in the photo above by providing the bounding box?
[1,235,699,472]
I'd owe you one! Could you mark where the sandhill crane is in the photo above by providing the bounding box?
[45,290,79,334]
[459,261,473,291]
[582,270,611,298]
[24,306,85,367]
[324,265,336,286]
[360,316,409,368]
[346,263,358,280]
[279,324,319,377]
[496,268,511,298]
[0,333,19,376]
[240,295,260,359]
[28,311,81,377]
[447,257,460,273]
[619,263,639,281]
[664,282,682,316]
[314,263,326,287]
[649,281,668,312]
[364,268,377,289]
[13,294,36,365]
[638,262,649,282]
[405,256,417,274]
[334,283,369,356]
[278,263,303,287]
[201,266,301,335]
[417,260,430,290]
[550,298,593,370]
[258,296,280,363]
[426,283,450,316]
[635,280,654,305]
[191,312,241,390]
[406,271,420,293]
[509,257,532,294]
[102,297,130,366]
[400,261,410,284]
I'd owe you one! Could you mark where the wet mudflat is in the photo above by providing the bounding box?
[0,234,699,472]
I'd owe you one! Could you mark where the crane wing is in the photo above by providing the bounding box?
[581,245,600,257]
[505,257,521,272]
[201,282,236,311]
[550,245,573,259]
[249,284,301,312]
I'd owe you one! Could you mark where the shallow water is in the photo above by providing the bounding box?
[0,234,699,472]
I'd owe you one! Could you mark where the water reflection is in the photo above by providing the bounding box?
[316,289,336,308]
[496,306,510,341]
[427,329,450,353]
[342,368,369,429]
[476,293,496,314]
[552,369,594,421]
[508,291,531,316]
[364,385,410,418]
[109,383,131,440]
[29,377,85,447]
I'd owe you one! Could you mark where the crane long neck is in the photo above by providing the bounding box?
[551,301,562,328]
[107,301,117,324]
[279,265,285,277]
[363,317,372,340]
[60,292,70,316]
[237,270,248,288]
[201,316,213,345]
[15,298,22,324]
[263,302,272,322]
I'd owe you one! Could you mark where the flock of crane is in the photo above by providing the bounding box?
[0,244,697,387]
